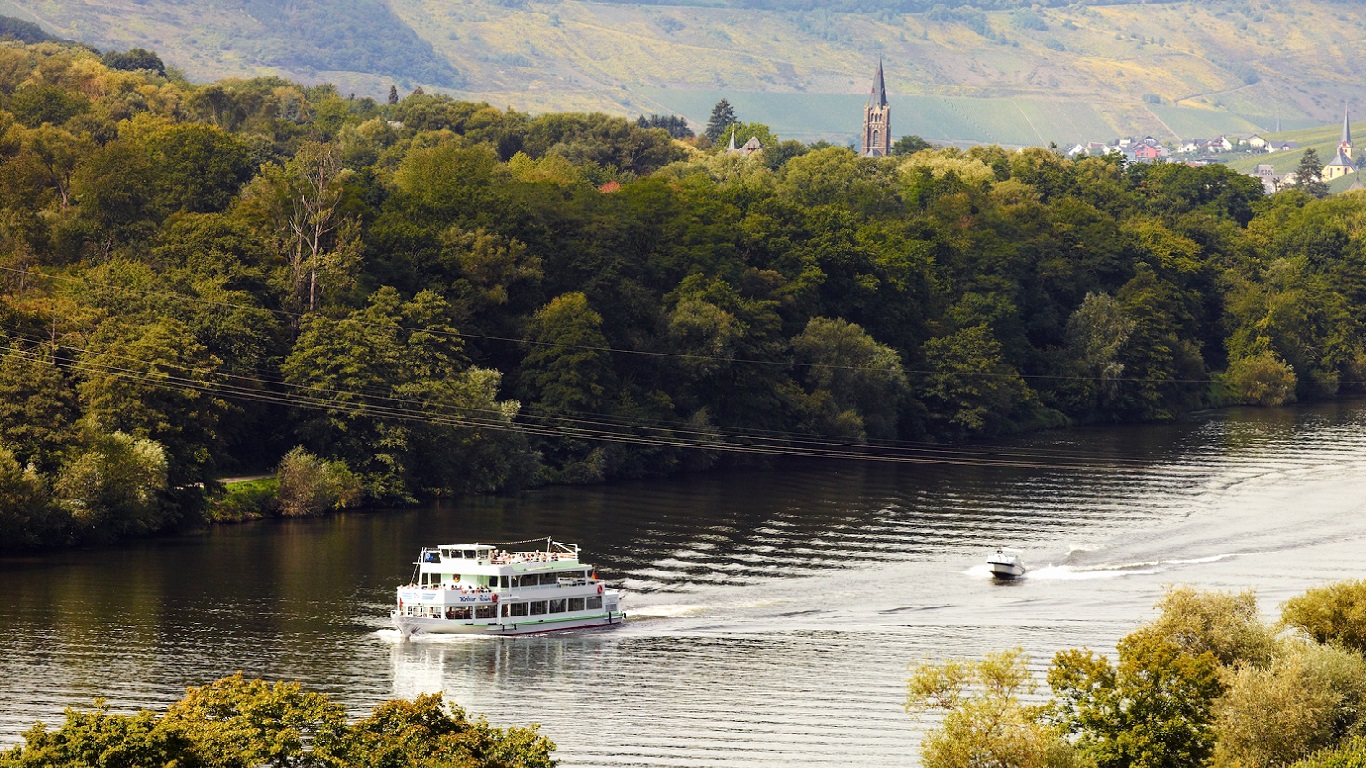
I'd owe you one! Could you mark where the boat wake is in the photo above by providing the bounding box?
[967,551,1252,581]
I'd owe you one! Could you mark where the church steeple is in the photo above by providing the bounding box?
[868,57,887,109]
[1342,103,1354,160]
[861,58,891,157]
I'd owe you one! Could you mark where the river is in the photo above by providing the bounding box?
[4,401,1366,765]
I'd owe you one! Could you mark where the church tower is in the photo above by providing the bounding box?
[1340,104,1353,161]
[862,58,891,157]
[1324,104,1358,182]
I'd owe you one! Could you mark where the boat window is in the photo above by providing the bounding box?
[475,606,496,619]
[454,607,472,620]
[529,601,547,616]
[499,575,509,588]
[568,598,585,611]
[511,602,528,617]
[587,596,603,610]
[549,599,566,613]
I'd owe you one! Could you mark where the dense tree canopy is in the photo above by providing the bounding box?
[0,673,556,768]
[0,39,1364,548]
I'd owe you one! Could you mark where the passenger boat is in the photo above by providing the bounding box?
[393,539,625,638]
[986,547,1027,580]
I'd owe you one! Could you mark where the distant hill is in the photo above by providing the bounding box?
[0,0,1361,146]
[0,12,58,42]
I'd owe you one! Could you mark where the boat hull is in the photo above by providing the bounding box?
[988,562,1026,579]
[394,612,626,637]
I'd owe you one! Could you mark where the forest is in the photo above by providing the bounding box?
[0,40,1363,549]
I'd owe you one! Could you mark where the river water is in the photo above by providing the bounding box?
[4,402,1366,765]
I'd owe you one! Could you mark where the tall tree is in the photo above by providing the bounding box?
[1296,148,1329,198]
[704,98,738,144]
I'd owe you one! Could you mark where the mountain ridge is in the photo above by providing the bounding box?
[0,0,1359,145]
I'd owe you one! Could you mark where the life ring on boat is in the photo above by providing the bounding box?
[491,592,498,603]
[597,584,603,595]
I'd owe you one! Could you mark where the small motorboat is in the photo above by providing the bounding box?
[987,547,1026,580]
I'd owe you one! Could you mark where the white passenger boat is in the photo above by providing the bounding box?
[986,547,1027,580]
[393,539,625,638]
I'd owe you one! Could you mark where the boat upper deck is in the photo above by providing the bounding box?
[418,541,585,574]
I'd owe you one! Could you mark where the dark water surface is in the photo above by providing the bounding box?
[5,402,1366,765]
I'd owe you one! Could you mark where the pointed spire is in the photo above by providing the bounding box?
[868,57,887,109]
[727,130,737,152]
[1343,103,1353,146]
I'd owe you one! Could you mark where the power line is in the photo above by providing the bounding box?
[0,336,1157,473]
[0,263,1227,384]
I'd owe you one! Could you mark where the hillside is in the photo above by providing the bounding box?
[0,0,1361,145]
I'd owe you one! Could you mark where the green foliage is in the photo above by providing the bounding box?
[281,289,525,500]
[53,431,169,541]
[7,84,89,129]
[1294,737,1366,768]
[1283,581,1366,654]
[791,317,908,441]
[906,648,1076,768]
[892,135,932,155]
[919,325,1033,438]
[7,40,1366,548]
[1047,586,1274,768]
[206,477,279,523]
[1225,349,1298,406]
[1144,585,1278,668]
[1049,632,1223,768]
[704,98,737,143]
[718,121,778,151]
[1214,642,1366,768]
[1298,148,1331,198]
[0,674,555,767]
[274,447,361,517]
[101,47,165,75]
[0,15,59,43]
[345,693,555,768]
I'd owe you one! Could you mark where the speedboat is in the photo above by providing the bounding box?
[393,538,625,638]
[986,547,1026,580]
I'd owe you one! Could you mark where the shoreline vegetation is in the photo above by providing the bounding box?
[1,38,1365,551]
[0,673,556,768]
[908,581,1366,768]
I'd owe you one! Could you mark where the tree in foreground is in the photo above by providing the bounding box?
[0,673,556,767]
[906,648,1076,768]
[1283,580,1366,654]
[1047,587,1273,768]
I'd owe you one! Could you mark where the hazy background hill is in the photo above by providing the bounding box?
[0,0,1361,145]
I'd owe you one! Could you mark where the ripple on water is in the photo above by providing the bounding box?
[6,404,1366,765]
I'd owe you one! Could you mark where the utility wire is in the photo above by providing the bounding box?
[0,337,1160,472]
[0,264,1230,384]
